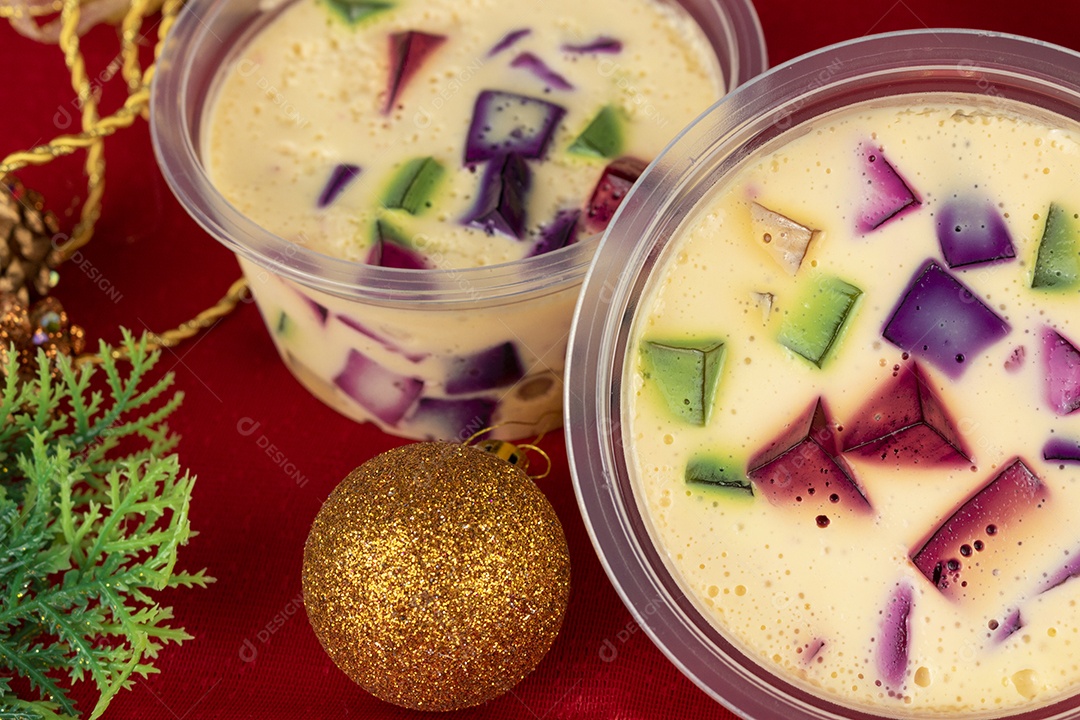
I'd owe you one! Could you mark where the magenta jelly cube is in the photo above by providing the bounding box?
[582,156,648,235]
[911,458,1050,601]
[462,153,532,239]
[332,348,423,425]
[747,398,872,518]
[383,31,446,114]
[856,142,920,233]
[1043,327,1080,415]
[487,28,531,56]
[842,361,970,465]
[936,198,1015,268]
[877,582,913,688]
[882,260,1010,378]
[446,342,525,395]
[464,91,566,163]
[366,221,431,269]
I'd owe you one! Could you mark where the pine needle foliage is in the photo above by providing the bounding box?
[0,331,212,719]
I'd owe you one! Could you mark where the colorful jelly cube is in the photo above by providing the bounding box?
[641,339,726,426]
[529,209,580,257]
[464,91,566,163]
[749,202,817,275]
[1043,327,1080,415]
[747,398,871,516]
[316,163,361,208]
[510,52,573,91]
[445,342,525,395]
[685,454,752,496]
[367,220,431,269]
[488,28,530,56]
[777,276,862,367]
[322,0,392,25]
[582,156,647,235]
[383,31,446,114]
[568,106,623,159]
[382,156,444,214]
[841,361,970,466]
[1044,436,1080,464]
[882,260,1009,379]
[403,397,497,441]
[462,153,531,239]
[877,582,913,688]
[562,36,622,53]
[910,458,1049,601]
[936,197,1015,268]
[855,143,920,233]
[332,348,423,425]
[1031,203,1080,290]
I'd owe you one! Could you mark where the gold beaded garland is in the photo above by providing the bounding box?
[302,441,571,712]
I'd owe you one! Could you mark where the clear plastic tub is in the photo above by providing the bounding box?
[566,29,1080,720]
[149,0,767,440]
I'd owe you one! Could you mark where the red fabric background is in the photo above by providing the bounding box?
[3,1,1080,717]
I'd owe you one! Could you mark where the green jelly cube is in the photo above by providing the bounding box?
[322,0,393,24]
[1032,203,1080,290]
[275,311,291,336]
[685,454,752,496]
[568,106,623,159]
[642,339,726,426]
[383,156,445,215]
[778,276,862,367]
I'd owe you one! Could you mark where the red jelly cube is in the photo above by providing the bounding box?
[383,31,446,114]
[747,398,872,518]
[582,156,648,235]
[841,361,970,466]
[910,458,1050,602]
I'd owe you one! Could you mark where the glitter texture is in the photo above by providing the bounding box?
[302,441,571,711]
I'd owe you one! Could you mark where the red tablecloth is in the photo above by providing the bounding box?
[4,1,1080,717]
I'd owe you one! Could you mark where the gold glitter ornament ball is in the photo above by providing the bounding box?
[302,441,571,712]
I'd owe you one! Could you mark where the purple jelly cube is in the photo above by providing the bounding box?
[856,142,920,233]
[562,36,622,54]
[911,458,1049,601]
[464,91,566,163]
[287,285,329,326]
[583,156,648,235]
[801,638,825,664]
[936,198,1015,268]
[1044,436,1080,463]
[842,361,970,466]
[1040,548,1080,594]
[1043,327,1080,415]
[529,209,580,257]
[510,52,573,91]
[316,163,361,208]
[462,153,531,239]
[335,314,428,363]
[383,31,446,114]
[488,28,531,56]
[882,260,1010,378]
[403,397,497,441]
[446,342,525,395]
[332,348,423,425]
[877,582,913,688]
[747,397,872,518]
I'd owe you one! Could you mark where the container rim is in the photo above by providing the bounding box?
[565,28,1080,720]
[149,0,768,305]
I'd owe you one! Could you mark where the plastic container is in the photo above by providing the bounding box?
[149,0,767,441]
[566,30,1080,720]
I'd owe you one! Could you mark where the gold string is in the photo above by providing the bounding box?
[2,0,249,364]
